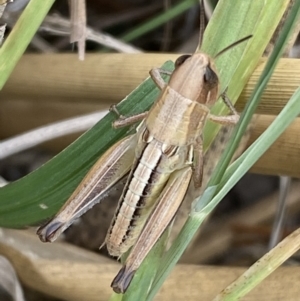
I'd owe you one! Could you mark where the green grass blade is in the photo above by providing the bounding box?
[216,92,300,206]
[146,0,299,299]
[0,63,173,227]
[212,226,300,300]
[202,0,290,150]
[0,0,55,89]
[197,0,300,210]
[209,87,300,300]
[121,0,198,43]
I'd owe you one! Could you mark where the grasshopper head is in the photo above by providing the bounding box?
[168,53,219,107]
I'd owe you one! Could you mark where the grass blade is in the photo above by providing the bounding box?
[121,0,198,43]
[212,190,300,300]
[0,64,172,227]
[0,0,55,89]
[146,0,299,299]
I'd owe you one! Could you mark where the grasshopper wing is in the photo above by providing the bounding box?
[37,134,137,243]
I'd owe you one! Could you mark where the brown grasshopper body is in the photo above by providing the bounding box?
[37,35,251,293]
[106,53,224,257]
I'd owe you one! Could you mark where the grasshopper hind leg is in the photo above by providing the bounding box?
[111,167,192,293]
[37,134,136,243]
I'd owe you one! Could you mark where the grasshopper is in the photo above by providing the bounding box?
[37,8,252,294]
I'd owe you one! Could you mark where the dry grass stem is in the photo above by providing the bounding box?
[69,0,86,60]
[43,14,142,53]
[0,111,107,159]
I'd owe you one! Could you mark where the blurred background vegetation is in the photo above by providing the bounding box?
[0,0,300,300]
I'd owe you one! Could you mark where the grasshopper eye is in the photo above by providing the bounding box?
[174,54,191,68]
[204,65,218,86]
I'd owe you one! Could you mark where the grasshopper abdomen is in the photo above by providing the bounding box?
[105,124,190,256]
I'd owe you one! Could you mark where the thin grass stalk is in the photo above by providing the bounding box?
[121,0,198,42]
[0,0,55,89]
[212,209,300,300]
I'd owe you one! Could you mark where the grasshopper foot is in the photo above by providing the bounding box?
[37,220,65,243]
[111,265,136,294]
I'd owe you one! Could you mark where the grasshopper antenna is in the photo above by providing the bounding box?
[214,35,253,59]
[197,0,206,50]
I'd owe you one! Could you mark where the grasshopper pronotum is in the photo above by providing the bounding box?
[37,3,252,294]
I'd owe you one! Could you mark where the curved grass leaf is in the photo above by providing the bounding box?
[0,66,172,227]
